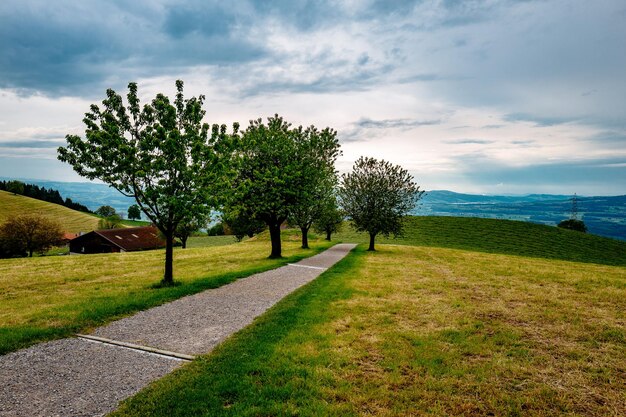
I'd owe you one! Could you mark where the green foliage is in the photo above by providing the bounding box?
[227,115,340,257]
[207,222,225,236]
[312,193,343,241]
[175,215,210,248]
[222,209,266,242]
[339,156,423,250]
[127,204,142,220]
[95,205,116,217]
[98,214,123,230]
[58,80,233,284]
[6,180,24,195]
[558,219,587,233]
[0,214,64,257]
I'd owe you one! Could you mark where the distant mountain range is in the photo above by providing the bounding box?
[3,178,625,241]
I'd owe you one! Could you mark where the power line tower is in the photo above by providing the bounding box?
[569,193,579,220]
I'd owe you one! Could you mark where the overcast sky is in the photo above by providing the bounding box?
[1,0,624,195]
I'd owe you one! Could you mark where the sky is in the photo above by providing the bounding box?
[0,0,625,195]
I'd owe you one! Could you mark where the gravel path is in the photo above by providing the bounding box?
[0,338,181,417]
[0,243,356,417]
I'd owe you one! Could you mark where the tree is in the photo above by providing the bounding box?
[95,205,117,217]
[287,128,340,249]
[6,180,24,195]
[127,204,141,220]
[227,115,339,257]
[222,208,266,242]
[313,194,343,241]
[558,219,587,233]
[98,214,123,229]
[175,215,209,249]
[58,80,231,285]
[339,156,423,251]
[0,215,64,257]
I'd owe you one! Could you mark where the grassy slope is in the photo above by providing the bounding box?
[336,216,626,266]
[113,223,626,417]
[0,190,99,233]
[0,233,332,354]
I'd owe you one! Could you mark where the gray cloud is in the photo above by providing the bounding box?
[0,140,65,148]
[448,153,626,194]
[341,117,443,142]
[445,139,494,145]
[504,113,577,127]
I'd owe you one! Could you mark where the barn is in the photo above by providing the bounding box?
[69,226,165,254]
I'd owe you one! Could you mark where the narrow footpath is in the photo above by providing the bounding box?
[0,243,356,417]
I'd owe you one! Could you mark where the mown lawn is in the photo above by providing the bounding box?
[335,216,626,266]
[0,234,332,354]
[113,245,626,416]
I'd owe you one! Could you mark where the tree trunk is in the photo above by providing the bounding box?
[325,229,331,241]
[29,248,33,257]
[268,222,282,258]
[163,232,174,284]
[300,226,310,249]
[181,235,187,249]
[368,232,376,251]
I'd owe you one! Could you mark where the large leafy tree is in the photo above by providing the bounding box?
[175,214,210,249]
[222,207,266,242]
[0,215,64,257]
[58,80,230,284]
[288,128,340,249]
[227,115,339,257]
[312,193,343,241]
[127,204,141,220]
[95,205,117,217]
[339,156,424,251]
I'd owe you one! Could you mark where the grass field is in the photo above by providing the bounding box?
[0,190,99,233]
[113,245,626,416]
[335,216,626,266]
[0,234,332,354]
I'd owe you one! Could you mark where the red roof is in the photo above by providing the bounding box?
[88,226,165,251]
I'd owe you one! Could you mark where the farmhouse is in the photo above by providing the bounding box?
[69,226,165,254]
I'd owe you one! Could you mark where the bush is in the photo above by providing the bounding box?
[207,222,225,236]
[558,219,587,233]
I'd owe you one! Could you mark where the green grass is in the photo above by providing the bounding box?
[0,232,332,354]
[335,216,626,266]
[186,235,240,248]
[112,245,626,416]
[0,190,99,233]
[119,219,152,227]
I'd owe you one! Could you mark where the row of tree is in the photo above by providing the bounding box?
[57,81,422,285]
[0,180,92,213]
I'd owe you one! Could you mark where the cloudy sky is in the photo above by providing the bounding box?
[0,0,624,195]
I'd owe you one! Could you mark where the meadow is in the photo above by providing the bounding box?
[113,244,626,416]
[0,190,99,233]
[0,233,331,354]
[107,218,626,416]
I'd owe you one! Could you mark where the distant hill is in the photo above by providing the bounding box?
[0,178,136,216]
[336,216,626,266]
[0,190,99,233]
[2,179,624,240]
[418,191,626,241]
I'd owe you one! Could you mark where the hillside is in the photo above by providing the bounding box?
[418,191,626,240]
[335,216,626,266]
[0,190,99,233]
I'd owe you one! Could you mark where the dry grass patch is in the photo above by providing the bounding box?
[320,245,626,416]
